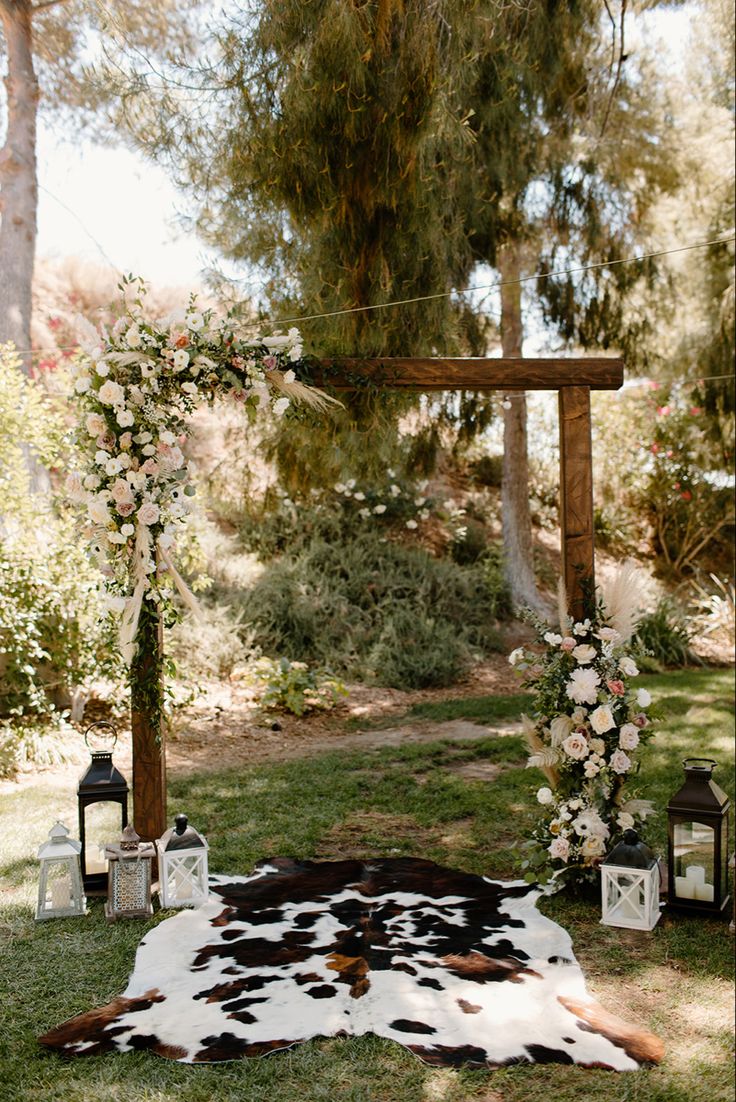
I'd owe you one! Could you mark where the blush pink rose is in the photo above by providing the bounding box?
[632,712,649,728]
[116,501,135,516]
[141,458,159,475]
[606,679,626,696]
[560,637,577,652]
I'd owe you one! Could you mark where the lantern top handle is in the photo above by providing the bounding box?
[683,758,718,770]
[84,722,118,752]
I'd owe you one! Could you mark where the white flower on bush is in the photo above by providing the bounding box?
[566,667,600,704]
[536,786,554,805]
[74,375,92,394]
[353,491,366,501]
[562,732,589,760]
[116,407,135,427]
[610,749,632,774]
[334,483,346,493]
[637,688,652,708]
[619,656,639,677]
[589,704,616,734]
[125,325,142,348]
[137,502,160,526]
[273,397,290,417]
[572,643,597,664]
[358,508,371,518]
[373,504,386,515]
[99,379,125,405]
[618,723,640,750]
[572,808,609,839]
[508,647,525,666]
[390,483,401,497]
[406,519,418,529]
[548,837,570,861]
[544,632,563,646]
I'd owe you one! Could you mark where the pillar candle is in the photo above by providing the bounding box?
[50,879,71,909]
[685,865,706,885]
[695,882,714,902]
[675,876,695,899]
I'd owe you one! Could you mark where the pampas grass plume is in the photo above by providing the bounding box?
[599,561,645,641]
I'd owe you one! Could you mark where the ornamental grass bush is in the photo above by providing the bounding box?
[228,527,510,689]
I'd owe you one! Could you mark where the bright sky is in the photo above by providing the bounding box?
[35,5,695,296]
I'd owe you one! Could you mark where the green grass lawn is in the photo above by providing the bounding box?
[0,668,733,1102]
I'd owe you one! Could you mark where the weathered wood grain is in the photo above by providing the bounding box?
[309,357,623,391]
[130,611,167,847]
[559,386,595,620]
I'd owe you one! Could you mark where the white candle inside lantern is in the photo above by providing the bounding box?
[695,882,714,902]
[174,868,193,899]
[685,865,706,885]
[50,879,71,910]
[675,876,696,899]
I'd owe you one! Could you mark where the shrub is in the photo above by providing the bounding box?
[634,598,695,669]
[253,657,347,715]
[168,603,254,680]
[368,608,469,689]
[228,528,510,690]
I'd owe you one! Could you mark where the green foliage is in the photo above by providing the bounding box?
[228,521,510,690]
[0,535,121,718]
[634,598,695,671]
[253,657,347,717]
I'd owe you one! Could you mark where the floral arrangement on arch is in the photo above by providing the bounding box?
[509,568,656,887]
[66,278,335,663]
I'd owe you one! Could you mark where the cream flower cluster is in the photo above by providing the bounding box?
[514,610,655,879]
[68,287,306,631]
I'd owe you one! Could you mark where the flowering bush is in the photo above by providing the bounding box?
[510,588,656,887]
[66,278,330,663]
[253,657,347,716]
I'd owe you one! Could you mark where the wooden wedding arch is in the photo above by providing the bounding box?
[131,355,623,843]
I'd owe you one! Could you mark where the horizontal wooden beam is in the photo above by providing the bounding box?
[308,357,623,391]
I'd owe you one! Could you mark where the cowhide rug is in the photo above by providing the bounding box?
[40,857,663,1070]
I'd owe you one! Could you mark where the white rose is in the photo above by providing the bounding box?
[618,723,640,751]
[98,380,125,406]
[619,656,639,678]
[548,837,570,861]
[88,500,111,525]
[121,523,135,537]
[137,502,160,526]
[508,648,525,666]
[596,627,620,642]
[105,457,123,476]
[562,732,590,760]
[142,444,157,456]
[610,749,632,774]
[116,408,135,427]
[128,385,145,407]
[83,474,101,490]
[589,704,615,734]
[159,430,176,446]
[95,360,110,377]
[572,644,597,664]
[589,737,606,755]
[636,688,652,708]
[173,349,190,371]
[125,325,142,348]
[94,450,109,467]
[74,375,91,394]
[86,413,106,436]
[544,632,563,646]
[536,786,554,805]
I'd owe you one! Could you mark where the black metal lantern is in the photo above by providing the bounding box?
[667,758,731,915]
[77,722,129,895]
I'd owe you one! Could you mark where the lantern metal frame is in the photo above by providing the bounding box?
[667,757,731,916]
[78,722,129,895]
[36,821,87,921]
[156,813,210,909]
[104,824,155,922]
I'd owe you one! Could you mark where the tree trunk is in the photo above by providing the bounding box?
[0,0,38,363]
[499,241,546,614]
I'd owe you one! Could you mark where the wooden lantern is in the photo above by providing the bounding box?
[104,824,155,922]
[157,813,209,908]
[77,722,128,895]
[667,758,731,915]
[36,822,86,921]
[601,829,661,931]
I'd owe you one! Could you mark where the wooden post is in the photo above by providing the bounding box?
[559,386,595,622]
[129,606,167,843]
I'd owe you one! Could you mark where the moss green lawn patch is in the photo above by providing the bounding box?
[0,669,732,1102]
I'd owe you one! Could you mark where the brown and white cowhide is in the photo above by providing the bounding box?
[40,857,663,1070]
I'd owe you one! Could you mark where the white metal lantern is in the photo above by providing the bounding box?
[601,829,661,931]
[36,821,86,921]
[157,813,209,908]
[104,824,155,922]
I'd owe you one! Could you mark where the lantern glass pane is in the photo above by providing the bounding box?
[607,872,644,921]
[673,820,715,901]
[83,802,122,875]
[167,855,201,899]
[45,863,73,910]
